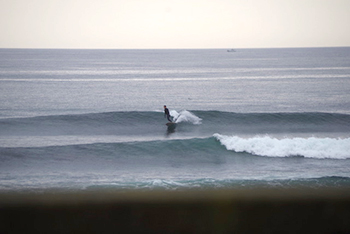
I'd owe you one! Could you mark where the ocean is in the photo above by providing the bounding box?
[1,47,350,192]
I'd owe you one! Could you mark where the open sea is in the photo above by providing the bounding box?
[1,47,350,192]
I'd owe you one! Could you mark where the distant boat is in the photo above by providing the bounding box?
[227,49,236,52]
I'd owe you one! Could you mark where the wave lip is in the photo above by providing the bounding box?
[214,134,350,159]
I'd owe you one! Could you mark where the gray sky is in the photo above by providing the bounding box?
[1,0,349,49]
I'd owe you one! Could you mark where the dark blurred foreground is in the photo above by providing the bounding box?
[1,188,350,234]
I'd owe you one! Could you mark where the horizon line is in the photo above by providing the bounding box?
[1,46,350,50]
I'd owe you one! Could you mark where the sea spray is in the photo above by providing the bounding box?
[214,134,350,159]
[171,110,202,125]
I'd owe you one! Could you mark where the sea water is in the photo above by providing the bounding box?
[1,48,350,192]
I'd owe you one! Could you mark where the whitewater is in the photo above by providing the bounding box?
[1,48,350,192]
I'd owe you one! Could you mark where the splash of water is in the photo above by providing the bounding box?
[171,110,202,125]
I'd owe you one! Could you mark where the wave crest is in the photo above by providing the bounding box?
[214,134,350,159]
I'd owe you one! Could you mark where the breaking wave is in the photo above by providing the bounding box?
[214,134,350,159]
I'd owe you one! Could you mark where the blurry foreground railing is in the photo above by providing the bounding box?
[1,188,350,234]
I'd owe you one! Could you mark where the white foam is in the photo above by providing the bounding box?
[214,134,350,159]
[171,110,202,125]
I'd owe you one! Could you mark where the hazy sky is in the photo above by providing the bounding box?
[1,0,349,49]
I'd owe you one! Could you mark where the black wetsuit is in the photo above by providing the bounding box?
[164,108,172,122]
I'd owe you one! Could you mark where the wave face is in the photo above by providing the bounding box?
[1,111,349,136]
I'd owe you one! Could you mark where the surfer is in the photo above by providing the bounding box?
[164,105,172,122]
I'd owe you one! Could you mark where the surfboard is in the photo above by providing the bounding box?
[166,122,177,130]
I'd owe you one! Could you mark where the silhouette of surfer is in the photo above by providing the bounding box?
[164,105,172,122]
